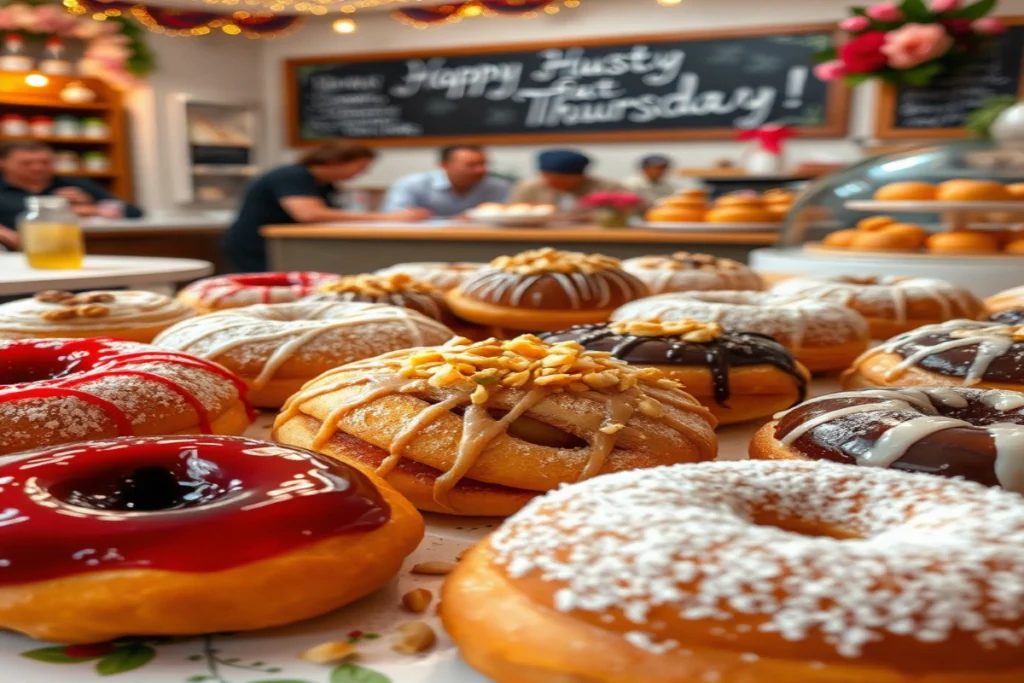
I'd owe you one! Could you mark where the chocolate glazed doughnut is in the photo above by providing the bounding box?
[541,320,808,425]
[750,387,1024,491]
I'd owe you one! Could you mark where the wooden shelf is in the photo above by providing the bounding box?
[60,171,116,178]
[0,135,112,145]
[0,96,109,111]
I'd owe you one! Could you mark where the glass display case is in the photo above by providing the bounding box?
[751,140,1024,295]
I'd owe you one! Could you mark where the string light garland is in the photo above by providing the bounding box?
[67,0,304,38]
[392,0,580,28]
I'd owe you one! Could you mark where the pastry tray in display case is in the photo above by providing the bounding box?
[0,380,842,682]
[638,221,783,232]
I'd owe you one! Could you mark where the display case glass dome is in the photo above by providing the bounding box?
[780,140,1024,247]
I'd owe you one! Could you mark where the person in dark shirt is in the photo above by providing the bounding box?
[0,140,143,251]
[223,142,429,272]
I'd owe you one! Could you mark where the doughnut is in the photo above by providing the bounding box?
[644,205,705,223]
[446,248,650,335]
[611,291,869,372]
[704,195,778,223]
[855,215,897,232]
[0,338,252,456]
[1004,238,1024,254]
[989,308,1024,325]
[986,284,1024,314]
[0,290,194,343]
[770,275,984,338]
[926,231,1000,253]
[374,262,486,292]
[621,252,763,294]
[936,179,1013,202]
[841,319,1024,391]
[442,459,1024,683]
[540,319,808,425]
[751,386,1024,491]
[0,435,423,643]
[761,188,796,205]
[177,272,340,314]
[1007,182,1024,199]
[873,181,936,201]
[154,301,454,409]
[850,224,928,251]
[273,335,717,516]
[821,229,857,247]
[303,273,459,326]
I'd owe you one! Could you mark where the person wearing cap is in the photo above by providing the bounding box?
[509,149,624,212]
[622,154,677,204]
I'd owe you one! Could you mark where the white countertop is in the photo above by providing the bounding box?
[81,215,232,231]
[0,254,212,295]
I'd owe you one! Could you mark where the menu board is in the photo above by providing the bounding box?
[875,21,1024,139]
[286,25,849,146]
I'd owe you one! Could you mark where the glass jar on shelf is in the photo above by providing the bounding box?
[53,116,81,139]
[80,118,109,140]
[18,196,84,270]
[29,116,54,138]
[82,151,109,173]
[1,114,28,137]
[53,151,80,173]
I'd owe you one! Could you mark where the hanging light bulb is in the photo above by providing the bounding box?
[332,17,357,33]
[656,0,683,5]
[25,72,49,88]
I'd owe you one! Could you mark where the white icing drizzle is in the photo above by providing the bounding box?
[180,272,339,309]
[989,424,1024,492]
[611,291,868,348]
[0,291,194,333]
[153,301,454,390]
[621,254,762,295]
[770,276,980,325]
[863,416,968,468]
[459,261,647,310]
[850,320,1020,386]
[374,262,485,292]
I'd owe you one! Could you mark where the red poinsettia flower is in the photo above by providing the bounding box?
[839,31,889,73]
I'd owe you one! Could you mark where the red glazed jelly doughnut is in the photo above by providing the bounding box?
[0,338,253,455]
[177,271,341,313]
[0,436,424,643]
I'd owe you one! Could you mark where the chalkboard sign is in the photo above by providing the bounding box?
[876,19,1024,139]
[286,25,849,146]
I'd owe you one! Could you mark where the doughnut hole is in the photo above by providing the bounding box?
[0,347,86,385]
[751,509,861,540]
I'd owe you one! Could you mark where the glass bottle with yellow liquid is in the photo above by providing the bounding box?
[19,196,84,269]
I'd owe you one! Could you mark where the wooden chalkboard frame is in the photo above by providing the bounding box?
[874,15,1024,140]
[284,23,850,147]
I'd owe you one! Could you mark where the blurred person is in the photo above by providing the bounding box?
[509,149,624,212]
[622,154,676,204]
[383,145,510,217]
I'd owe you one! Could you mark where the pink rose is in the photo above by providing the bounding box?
[930,0,961,12]
[973,17,1007,35]
[813,59,847,81]
[839,16,871,32]
[882,23,954,69]
[866,3,904,22]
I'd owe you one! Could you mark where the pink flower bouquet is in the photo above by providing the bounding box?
[578,192,645,212]
[813,0,1005,87]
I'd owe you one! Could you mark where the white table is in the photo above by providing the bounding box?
[0,254,212,296]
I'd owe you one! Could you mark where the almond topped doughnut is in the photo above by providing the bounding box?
[0,338,251,456]
[770,275,984,338]
[842,320,1024,390]
[374,261,485,292]
[611,291,869,372]
[0,436,422,643]
[304,273,459,326]
[446,248,650,334]
[621,252,763,294]
[177,272,340,314]
[0,290,195,343]
[154,301,454,408]
[751,387,1024,491]
[443,459,1024,683]
[987,284,1024,315]
[274,334,717,516]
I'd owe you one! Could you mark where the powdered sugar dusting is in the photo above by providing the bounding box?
[611,291,868,347]
[490,460,1024,658]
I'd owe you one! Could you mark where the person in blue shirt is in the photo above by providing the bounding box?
[382,145,510,217]
[223,142,429,272]
[0,140,142,251]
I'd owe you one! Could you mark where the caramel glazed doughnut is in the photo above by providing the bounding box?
[0,289,195,343]
[154,301,454,409]
[770,275,984,339]
[842,320,1024,391]
[443,459,1024,683]
[273,335,717,516]
[621,252,764,295]
[0,436,423,643]
[540,319,808,425]
[611,291,869,373]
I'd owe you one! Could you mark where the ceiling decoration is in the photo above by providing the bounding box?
[68,0,305,37]
[393,0,579,28]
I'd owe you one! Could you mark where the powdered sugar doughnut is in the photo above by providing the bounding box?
[443,459,1024,683]
[770,275,983,338]
[0,338,252,456]
[611,291,869,372]
[154,301,454,408]
[177,272,340,314]
[622,252,763,294]
[374,262,486,292]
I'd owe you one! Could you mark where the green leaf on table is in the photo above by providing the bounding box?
[331,662,391,683]
[95,644,156,676]
[21,646,97,663]
[954,0,997,19]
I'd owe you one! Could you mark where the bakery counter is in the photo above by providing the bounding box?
[82,215,230,273]
[262,222,779,272]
